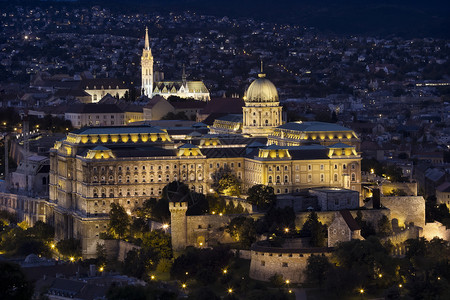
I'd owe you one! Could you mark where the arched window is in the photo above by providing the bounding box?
[93,189,98,198]
[284,175,288,183]
[351,173,356,182]
[276,176,281,184]
[334,174,338,182]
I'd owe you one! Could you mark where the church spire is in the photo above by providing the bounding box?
[144,27,150,50]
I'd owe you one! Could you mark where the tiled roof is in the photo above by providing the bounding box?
[71,125,165,135]
[277,121,353,132]
[340,210,361,231]
[437,182,450,193]
[215,114,243,123]
[66,103,123,114]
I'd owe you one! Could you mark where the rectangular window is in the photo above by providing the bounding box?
[320,164,324,170]
[282,262,288,267]
[261,261,265,266]
[308,164,312,171]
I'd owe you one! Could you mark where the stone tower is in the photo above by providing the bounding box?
[141,27,153,97]
[169,201,188,251]
[242,63,283,136]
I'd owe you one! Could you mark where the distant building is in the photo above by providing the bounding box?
[81,78,128,103]
[64,103,124,128]
[327,210,363,247]
[11,155,49,196]
[437,182,450,208]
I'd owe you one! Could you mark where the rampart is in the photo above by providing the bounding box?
[249,243,332,283]
[381,196,425,227]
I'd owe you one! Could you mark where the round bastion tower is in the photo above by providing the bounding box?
[169,201,188,251]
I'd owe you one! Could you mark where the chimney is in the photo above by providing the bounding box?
[372,188,381,209]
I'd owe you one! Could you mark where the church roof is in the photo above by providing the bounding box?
[154,80,209,94]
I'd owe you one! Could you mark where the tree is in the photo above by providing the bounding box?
[247,185,276,210]
[227,216,257,248]
[142,230,172,260]
[305,254,331,288]
[96,243,107,264]
[218,173,241,196]
[0,262,34,300]
[377,215,393,238]
[211,166,241,196]
[108,203,130,239]
[354,210,376,238]
[333,237,396,286]
[56,238,82,258]
[300,211,327,247]
[26,221,54,241]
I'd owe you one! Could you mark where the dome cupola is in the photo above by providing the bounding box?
[244,63,279,103]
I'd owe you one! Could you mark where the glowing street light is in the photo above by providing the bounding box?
[69,256,75,262]
[99,266,104,272]
[150,275,155,280]
[181,283,186,289]
[360,289,364,294]
[398,284,402,288]
[223,269,228,274]
[284,228,289,233]
[162,224,169,230]
[50,243,55,249]
[378,274,383,278]
[228,288,233,294]
[285,279,290,285]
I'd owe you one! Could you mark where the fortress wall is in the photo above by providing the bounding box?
[381,182,418,196]
[249,249,332,283]
[294,209,389,229]
[186,214,234,247]
[422,221,450,241]
[381,196,425,227]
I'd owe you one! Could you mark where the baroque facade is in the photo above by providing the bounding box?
[45,68,364,257]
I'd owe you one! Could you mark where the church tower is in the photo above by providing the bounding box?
[141,27,153,97]
[242,63,283,136]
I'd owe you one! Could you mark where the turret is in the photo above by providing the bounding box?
[169,201,188,251]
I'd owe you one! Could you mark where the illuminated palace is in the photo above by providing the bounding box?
[48,71,361,257]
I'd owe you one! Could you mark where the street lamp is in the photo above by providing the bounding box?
[228,288,233,294]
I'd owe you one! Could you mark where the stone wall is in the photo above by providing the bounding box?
[294,209,389,229]
[249,246,332,283]
[422,221,450,241]
[381,196,425,227]
[102,239,141,262]
[381,182,418,196]
[186,214,235,247]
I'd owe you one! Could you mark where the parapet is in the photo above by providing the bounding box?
[169,201,188,210]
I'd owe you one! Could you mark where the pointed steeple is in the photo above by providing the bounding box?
[144,27,150,50]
